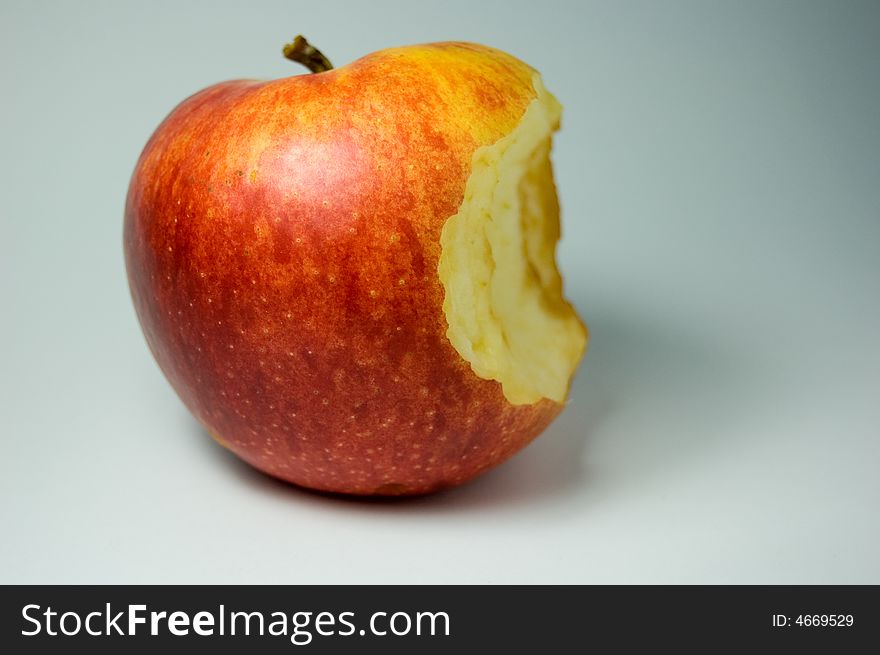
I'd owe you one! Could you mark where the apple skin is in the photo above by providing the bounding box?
[125,42,566,495]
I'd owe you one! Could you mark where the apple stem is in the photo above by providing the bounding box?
[282,35,334,73]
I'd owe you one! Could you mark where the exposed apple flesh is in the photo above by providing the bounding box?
[440,76,584,405]
[124,39,587,495]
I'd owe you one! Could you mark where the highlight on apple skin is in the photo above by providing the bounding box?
[124,37,588,496]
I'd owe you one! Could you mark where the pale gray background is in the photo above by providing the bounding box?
[2,0,878,583]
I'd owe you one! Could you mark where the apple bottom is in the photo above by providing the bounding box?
[198,396,562,496]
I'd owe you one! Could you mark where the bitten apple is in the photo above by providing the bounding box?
[124,37,587,495]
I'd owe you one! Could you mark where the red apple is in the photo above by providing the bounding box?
[124,37,587,495]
